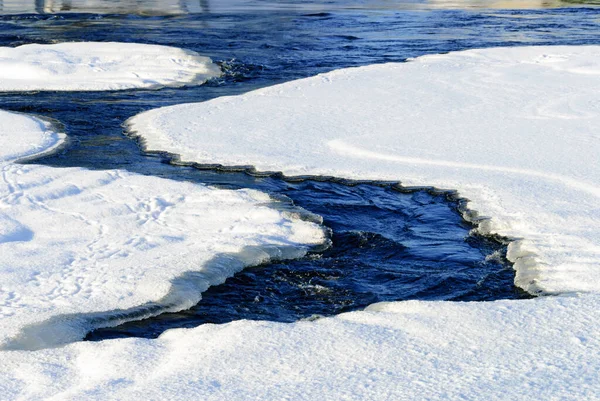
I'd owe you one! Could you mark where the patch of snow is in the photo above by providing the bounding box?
[1,294,599,399]
[127,45,600,296]
[3,46,600,400]
[428,0,576,9]
[0,110,65,163]
[0,42,220,91]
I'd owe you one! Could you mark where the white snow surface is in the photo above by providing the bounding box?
[0,0,210,14]
[128,45,600,296]
[0,42,220,91]
[0,110,325,350]
[3,47,600,401]
[0,110,65,163]
[1,294,599,400]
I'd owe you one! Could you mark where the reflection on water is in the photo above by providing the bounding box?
[0,0,210,14]
[0,0,598,15]
[428,0,599,9]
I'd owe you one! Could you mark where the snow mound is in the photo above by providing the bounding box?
[2,46,600,401]
[0,112,325,349]
[127,45,600,296]
[0,110,65,162]
[0,0,208,15]
[0,42,221,91]
[1,294,599,400]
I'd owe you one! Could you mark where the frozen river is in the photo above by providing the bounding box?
[1,0,598,339]
[1,2,600,399]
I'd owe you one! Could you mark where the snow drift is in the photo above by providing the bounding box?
[0,42,220,91]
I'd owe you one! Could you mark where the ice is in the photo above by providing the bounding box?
[0,42,221,91]
[128,45,600,296]
[0,110,325,350]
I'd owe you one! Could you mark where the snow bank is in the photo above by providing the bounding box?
[128,45,600,296]
[0,111,325,350]
[0,110,65,163]
[0,42,220,91]
[1,294,599,400]
[3,46,600,401]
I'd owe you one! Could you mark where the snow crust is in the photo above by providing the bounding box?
[1,294,599,400]
[2,46,600,400]
[128,45,600,296]
[0,42,221,91]
[0,111,325,350]
[0,110,65,163]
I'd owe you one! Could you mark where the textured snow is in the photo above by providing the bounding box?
[0,110,325,350]
[1,294,599,400]
[3,46,600,400]
[0,42,220,91]
[128,45,600,296]
[0,110,65,163]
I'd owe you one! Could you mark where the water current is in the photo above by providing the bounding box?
[1,1,598,340]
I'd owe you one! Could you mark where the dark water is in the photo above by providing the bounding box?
[1,2,598,340]
[86,182,522,340]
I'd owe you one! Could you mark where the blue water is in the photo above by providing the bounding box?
[1,2,598,340]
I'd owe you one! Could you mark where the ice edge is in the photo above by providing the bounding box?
[125,119,540,298]
[8,111,68,164]
[1,240,330,351]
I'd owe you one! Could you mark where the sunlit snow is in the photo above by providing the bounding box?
[2,45,600,400]
[2,294,599,400]
[128,45,600,296]
[0,110,65,163]
[0,42,221,91]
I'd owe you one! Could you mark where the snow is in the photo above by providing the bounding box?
[2,46,600,400]
[1,295,599,399]
[0,42,221,91]
[2,0,577,15]
[0,110,65,163]
[128,45,600,296]
[0,110,326,350]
